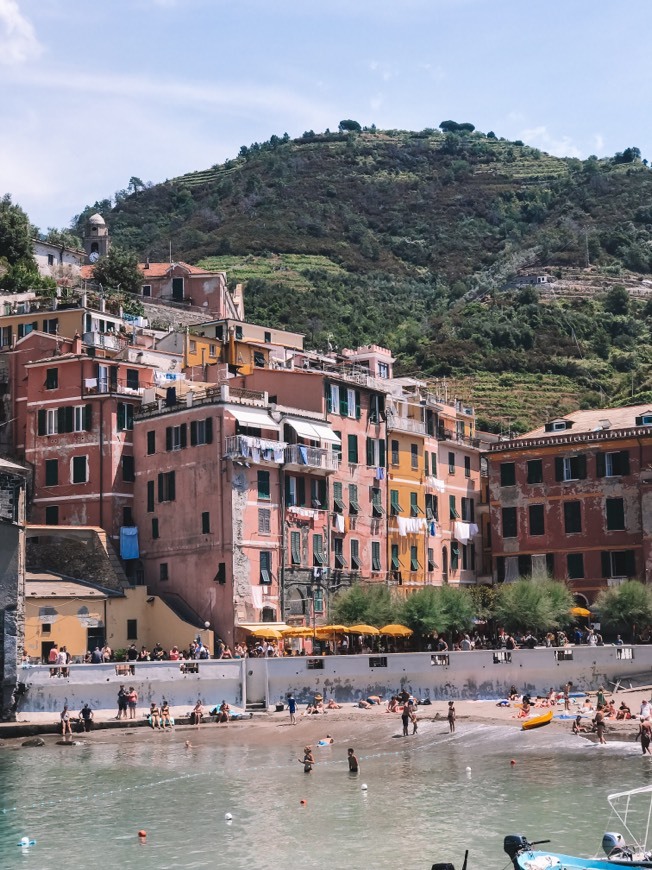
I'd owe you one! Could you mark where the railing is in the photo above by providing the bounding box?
[386,413,426,435]
[82,331,128,351]
[284,444,339,471]
[85,377,145,397]
[225,435,286,462]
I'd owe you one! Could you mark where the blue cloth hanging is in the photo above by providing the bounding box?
[120,526,140,559]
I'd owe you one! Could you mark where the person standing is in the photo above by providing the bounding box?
[410,707,418,735]
[127,643,138,676]
[347,748,359,773]
[401,703,410,737]
[299,746,314,773]
[563,682,571,713]
[596,686,606,708]
[127,686,138,720]
[287,693,297,725]
[79,703,94,732]
[594,705,607,744]
[639,720,652,755]
[117,684,128,719]
[48,643,59,677]
[447,701,456,733]
[60,704,72,737]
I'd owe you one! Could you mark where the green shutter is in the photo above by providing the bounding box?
[391,545,400,570]
[291,531,301,565]
[205,417,213,444]
[355,390,361,419]
[577,455,587,480]
[180,424,187,449]
[595,452,605,478]
[37,409,46,435]
[190,421,197,446]
[117,403,126,431]
[620,450,630,475]
[451,542,459,570]
[157,473,164,503]
[378,438,385,468]
[601,551,611,578]
[166,427,173,451]
[297,477,306,506]
[424,450,429,477]
[347,434,358,463]
[366,437,375,467]
[554,457,564,481]
[326,383,332,413]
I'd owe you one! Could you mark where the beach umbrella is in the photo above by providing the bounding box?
[570,606,591,618]
[314,624,349,634]
[348,624,380,635]
[379,624,413,637]
[248,626,283,639]
[281,627,316,638]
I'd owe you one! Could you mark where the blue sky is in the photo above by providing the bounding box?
[1,0,650,232]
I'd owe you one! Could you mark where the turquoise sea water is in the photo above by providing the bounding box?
[1,720,650,870]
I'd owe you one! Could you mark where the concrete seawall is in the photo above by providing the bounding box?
[15,645,648,714]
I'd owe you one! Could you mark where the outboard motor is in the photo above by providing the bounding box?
[602,833,628,858]
[504,836,530,863]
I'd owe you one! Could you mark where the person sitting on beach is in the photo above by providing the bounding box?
[606,700,617,719]
[326,698,341,709]
[386,696,399,712]
[508,686,519,701]
[191,700,203,727]
[217,700,230,723]
[572,715,590,735]
[617,702,631,720]
[150,702,161,729]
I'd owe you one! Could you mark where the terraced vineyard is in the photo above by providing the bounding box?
[198,253,346,292]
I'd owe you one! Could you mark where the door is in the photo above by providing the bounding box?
[41,641,56,664]
[172,277,184,302]
[87,628,105,652]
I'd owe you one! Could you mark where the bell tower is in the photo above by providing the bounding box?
[83,213,110,264]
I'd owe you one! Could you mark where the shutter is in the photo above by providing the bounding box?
[57,406,66,433]
[577,454,587,480]
[424,450,429,477]
[626,550,636,577]
[180,424,187,449]
[168,472,176,501]
[621,450,630,475]
[378,438,385,468]
[285,476,292,505]
[166,427,172,451]
[601,551,611,578]
[470,499,475,522]
[38,409,46,435]
[147,480,154,512]
[595,452,605,478]
[117,403,125,431]
[355,390,361,419]
[546,553,555,576]
[84,404,92,431]
[554,457,564,481]
[318,479,326,508]
[339,390,348,416]
[635,415,643,426]
[326,383,332,413]
[190,421,197,446]
[297,477,306,506]
[366,437,375,467]
[64,406,73,433]
[496,556,505,582]
[157,474,164,503]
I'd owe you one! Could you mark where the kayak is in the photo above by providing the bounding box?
[522,709,553,730]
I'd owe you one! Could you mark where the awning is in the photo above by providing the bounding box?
[236,621,290,634]
[285,418,340,443]
[227,407,280,431]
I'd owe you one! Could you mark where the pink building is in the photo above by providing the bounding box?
[138,262,243,317]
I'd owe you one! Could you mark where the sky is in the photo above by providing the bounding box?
[1,0,651,232]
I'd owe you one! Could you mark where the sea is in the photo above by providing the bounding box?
[1,718,650,870]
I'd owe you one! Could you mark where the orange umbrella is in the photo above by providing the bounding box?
[248,626,283,639]
[314,624,349,634]
[379,624,413,638]
[348,624,380,635]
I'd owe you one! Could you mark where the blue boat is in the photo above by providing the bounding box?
[504,786,652,870]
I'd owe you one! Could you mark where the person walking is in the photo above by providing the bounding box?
[287,693,297,725]
[638,720,652,755]
[447,701,456,733]
[127,686,138,720]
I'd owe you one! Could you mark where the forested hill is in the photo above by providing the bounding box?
[77,127,652,432]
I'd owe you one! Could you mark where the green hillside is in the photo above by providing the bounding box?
[75,127,652,431]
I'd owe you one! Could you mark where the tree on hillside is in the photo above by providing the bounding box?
[91,247,141,294]
[439,120,475,133]
[128,176,145,196]
[604,284,630,316]
[338,119,361,133]
[45,228,83,250]
[595,580,652,642]
[0,194,34,266]
[494,575,573,635]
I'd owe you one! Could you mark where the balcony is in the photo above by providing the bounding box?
[82,331,128,352]
[284,444,339,473]
[84,376,144,397]
[224,435,286,464]
[386,413,426,435]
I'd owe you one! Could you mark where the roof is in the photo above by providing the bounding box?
[522,404,652,439]
[138,262,216,278]
[88,213,106,226]
[0,457,29,475]
[25,572,122,599]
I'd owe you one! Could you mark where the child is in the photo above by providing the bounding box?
[347,747,359,773]
[447,700,456,733]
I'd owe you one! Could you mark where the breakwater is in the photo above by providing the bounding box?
[15,644,646,715]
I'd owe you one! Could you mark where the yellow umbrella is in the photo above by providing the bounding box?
[570,606,591,618]
[248,626,283,639]
[380,623,413,637]
[348,624,380,635]
[281,627,316,638]
[314,624,349,634]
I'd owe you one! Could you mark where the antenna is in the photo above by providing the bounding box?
[169,240,172,264]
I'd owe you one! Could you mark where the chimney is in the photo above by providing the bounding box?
[72,332,82,355]
[144,258,150,270]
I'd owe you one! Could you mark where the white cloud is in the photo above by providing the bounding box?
[593,133,605,154]
[369,60,395,82]
[519,125,583,159]
[0,0,41,65]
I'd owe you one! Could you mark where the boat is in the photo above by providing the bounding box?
[504,785,652,869]
[521,709,553,731]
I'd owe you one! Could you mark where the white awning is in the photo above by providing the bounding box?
[285,418,341,444]
[227,407,280,431]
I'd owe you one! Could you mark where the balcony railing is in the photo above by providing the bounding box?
[284,444,339,471]
[82,331,128,351]
[84,376,145,397]
[225,435,286,463]
[386,413,426,435]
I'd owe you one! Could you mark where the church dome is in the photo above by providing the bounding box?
[88,213,106,226]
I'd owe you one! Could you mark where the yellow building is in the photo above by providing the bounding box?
[24,573,214,662]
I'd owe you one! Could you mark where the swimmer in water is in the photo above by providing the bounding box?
[298,746,314,773]
[347,747,359,773]
[185,740,193,749]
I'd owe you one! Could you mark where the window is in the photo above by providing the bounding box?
[72,405,92,433]
[502,507,517,538]
[45,505,59,525]
[310,478,326,509]
[334,537,347,569]
[18,321,36,339]
[209,344,217,358]
[500,462,516,487]
[290,531,301,566]
[371,487,384,517]
[332,432,342,460]
[127,619,138,640]
[347,434,358,464]
[45,459,58,486]
[333,481,345,513]
[117,402,133,431]
[235,325,243,340]
[328,383,340,413]
[448,452,455,474]
[378,362,389,378]
[123,506,133,526]
[636,414,652,426]
[348,484,360,515]
[147,481,155,512]
[527,459,543,484]
[410,546,420,572]
[258,508,271,534]
[424,450,429,477]
[158,471,176,502]
[391,544,400,570]
[410,443,418,470]
[152,518,159,539]
[410,492,422,517]
[369,393,384,423]
[257,470,270,500]
[159,563,169,581]
[390,490,403,516]
[564,501,582,534]
[567,553,584,579]
[597,450,630,478]
[529,504,545,536]
[371,541,382,572]
[461,497,474,522]
[190,418,213,446]
[199,511,210,534]
[142,284,151,297]
[172,276,184,301]
[122,455,135,482]
[189,340,197,354]
[464,455,471,478]
[45,368,58,390]
[462,544,468,570]
[350,539,361,570]
[606,497,625,531]
[449,495,459,520]
[71,455,88,484]
[166,424,187,451]
[260,551,272,585]
[347,388,357,419]
[147,431,156,455]
[426,493,438,521]
[431,453,437,477]
[0,326,12,347]
[313,534,325,566]
[312,588,324,613]
[427,548,436,571]
[391,440,400,465]
[450,541,459,570]
[285,476,305,507]
[555,455,587,482]
[366,437,385,468]
[126,369,139,391]
[602,550,636,579]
